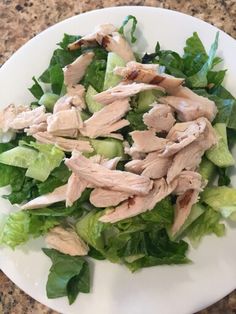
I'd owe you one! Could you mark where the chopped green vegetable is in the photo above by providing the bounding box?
[103,52,126,90]
[119,15,138,43]
[90,138,124,159]
[85,85,104,113]
[188,206,225,245]
[0,146,38,168]
[28,77,44,99]
[38,93,60,112]
[21,141,64,182]
[198,157,216,182]
[206,123,235,167]
[201,187,236,220]
[42,248,90,304]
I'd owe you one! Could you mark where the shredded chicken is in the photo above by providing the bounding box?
[22,185,67,209]
[114,61,184,91]
[99,178,171,223]
[127,130,169,156]
[166,119,218,183]
[160,87,218,122]
[0,104,29,132]
[63,52,94,86]
[33,131,93,153]
[125,151,172,179]
[66,173,87,207]
[46,226,89,256]
[90,188,131,207]
[54,85,86,113]
[9,105,50,130]
[47,108,83,138]
[68,24,135,62]
[93,83,165,105]
[160,117,208,157]
[143,103,176,133]
[68,24,117,50]
[65,152,153,195]
[80,98,130,138]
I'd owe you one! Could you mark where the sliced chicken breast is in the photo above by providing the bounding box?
[125,151,172,179]
[94,83,165,105]
[33,131,93,153]
[143,103,176,133]
[68,24,117,50]
[63,52,94,86]
[167,120,218,183]
[128,130,169,155]
[114,61,184,91]
[46,226,89,256]
[161,117,207,157]
[54,84,86,113]
[65,153,153,195]
[171,189,199,235]
[66,173,87,207]
[160,87,217,122]
[0,104,29,132]
[99,178,171,223]
[80,98,130,138]
[22,185,67,209]
[90,188,131,207]
[47,108,83,138]
[9,106,50,130]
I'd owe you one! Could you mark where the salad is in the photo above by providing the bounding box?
[0,15,236,305]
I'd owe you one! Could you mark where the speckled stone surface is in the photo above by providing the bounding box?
[1,0,236,313]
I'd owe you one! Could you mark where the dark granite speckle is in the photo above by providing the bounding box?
[0,0,236,313]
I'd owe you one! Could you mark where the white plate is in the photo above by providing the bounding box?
[0,6,236,314]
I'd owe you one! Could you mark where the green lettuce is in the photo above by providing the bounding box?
[119,15,138,43]
[43,248,90,304]
[201,187,236,220]
[188,207,225,245]
[0,211,60,248]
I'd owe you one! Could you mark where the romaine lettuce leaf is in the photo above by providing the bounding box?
[119,15,138,43]
[187,206,225,245]
[42,248,90,304]
[201,187,236,220]
[0,211,60,248]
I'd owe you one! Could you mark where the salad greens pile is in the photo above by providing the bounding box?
[0,15,236,304]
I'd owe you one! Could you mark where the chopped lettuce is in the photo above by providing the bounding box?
[28,77,44,99]
[201,187,236,220]
[0,211,59,248]
[187,207,225,245]
[119,15,137,43]
[42,248,90,304]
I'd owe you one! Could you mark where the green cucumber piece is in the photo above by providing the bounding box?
[85,85,104,113]
[103,52,126,90]
[90,138,124,159]
[38,93,60,112]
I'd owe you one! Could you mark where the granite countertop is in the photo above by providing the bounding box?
[1,0,236,313]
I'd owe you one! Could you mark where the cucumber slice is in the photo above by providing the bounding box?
[198,157,216,181]
[90,138,124,159]
[206,123,235,167]
[136,90,165,113]
[103,52,126,90]
[85,85,104,113]
[0,147,38,168]
[38,93,60,112]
